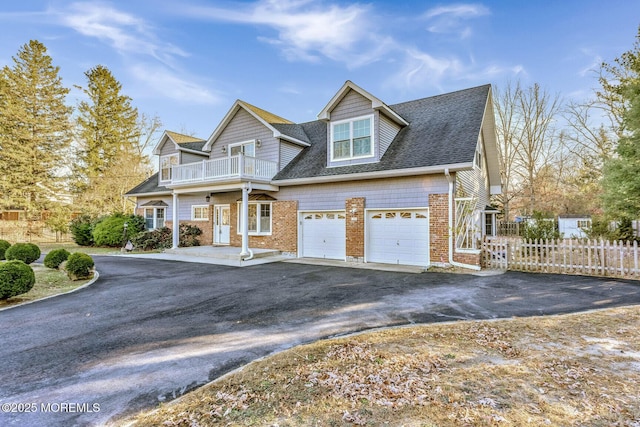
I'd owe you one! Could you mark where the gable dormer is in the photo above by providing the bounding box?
[318,81,408,168]
[152,130,207,184]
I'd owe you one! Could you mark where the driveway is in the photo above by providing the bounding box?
[1,257,639,426]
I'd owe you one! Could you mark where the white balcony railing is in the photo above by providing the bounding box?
[170,155,278,185]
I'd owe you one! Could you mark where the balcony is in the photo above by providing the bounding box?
[170,155,278,186]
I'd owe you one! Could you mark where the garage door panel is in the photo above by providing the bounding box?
[301,212,346,260]
[367,209,429,267]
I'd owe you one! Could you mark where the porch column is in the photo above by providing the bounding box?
[172,192,179,249]
[240,182,251,256]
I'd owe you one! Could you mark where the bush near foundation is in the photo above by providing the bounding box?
[0,240,11,260]
[5,243,41,264]
[64,252,94,280]
[44,248,71,269]
[92,214,145,247]
[0,260,35,299]
[130,227,172,251]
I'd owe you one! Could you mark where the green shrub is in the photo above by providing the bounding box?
[70,215,97,246]
[5,243,41,264]
[93,214,146,247]
[179,224,202,247]
[0,260,35,299]
[0,240,11,260]
[44,248,71,269]
[64,252,95,280]
[131,227,172,251]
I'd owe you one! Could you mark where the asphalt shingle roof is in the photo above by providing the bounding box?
[273,84,490,181]
[125,173,169,196]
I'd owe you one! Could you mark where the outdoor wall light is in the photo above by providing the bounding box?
[256,139,261,148]
[205,195,211,203]
[222,146,227,153]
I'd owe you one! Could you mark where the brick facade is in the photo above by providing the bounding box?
[428,193,450,266]
[229,200,298,253]
[345,197,365,261]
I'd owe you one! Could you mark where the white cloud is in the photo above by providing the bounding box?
[184,0,386,66]
[58,2,188,64]
[423,3,490,38]
[130,64,221,105]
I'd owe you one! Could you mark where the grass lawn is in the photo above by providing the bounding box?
[132,305,640,427]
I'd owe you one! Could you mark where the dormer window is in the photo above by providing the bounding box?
[331,115,374,161]
[160,154,179,182]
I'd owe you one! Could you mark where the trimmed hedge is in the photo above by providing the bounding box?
[69,215,97,246]
[44,248,71,269]
[65,252,94,280]
[0,240,10,260]
[5,243,41,265]
[0,260,35,299]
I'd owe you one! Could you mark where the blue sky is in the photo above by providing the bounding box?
[0,0,638,140]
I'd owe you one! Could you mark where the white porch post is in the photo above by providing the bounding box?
[172,192,179,249]
[240,182,251,257]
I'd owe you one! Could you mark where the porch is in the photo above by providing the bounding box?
[170,155,278,185]
[160,246,286,267]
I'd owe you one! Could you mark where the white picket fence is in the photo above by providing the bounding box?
[483,238,640,279]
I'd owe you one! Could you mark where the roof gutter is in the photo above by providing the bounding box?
[444,168,481,271]
[274,162,473,186]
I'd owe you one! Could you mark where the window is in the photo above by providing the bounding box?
[144,208,165,230]
[577,220,591,229]
[229,140,255,157]
[192,205,209,221]
[485,213,495,236]
[331,116,373,161]
[160,154,179,182]
[237,202,271,235]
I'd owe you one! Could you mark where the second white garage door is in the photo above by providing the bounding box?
[366,209,429,267]
[300,211,346,260]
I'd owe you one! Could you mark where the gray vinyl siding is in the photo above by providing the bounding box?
[277,175,449,210]
[177,194,211,220]
[379,113,401,158]
[280,141,302,169]
[330,89,374,121]
[160,141,177,156]
[327,89,380,168]
[181,152,207,164]
[208,109,279,163]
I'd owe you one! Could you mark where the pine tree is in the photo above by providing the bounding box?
[0,40,72,218]
[73,65,152,215]
[601,28,640,220]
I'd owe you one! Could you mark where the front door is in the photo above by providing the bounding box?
[214,205,230,245]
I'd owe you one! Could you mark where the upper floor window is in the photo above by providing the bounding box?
[160,154,179,182]
[331,115,373,161]
[229,140,255,157]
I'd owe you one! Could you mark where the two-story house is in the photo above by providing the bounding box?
[126,81,501,269]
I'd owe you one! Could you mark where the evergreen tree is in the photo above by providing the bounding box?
[601,28,640,220]
[0,40,72,218]
[73,65,152,215]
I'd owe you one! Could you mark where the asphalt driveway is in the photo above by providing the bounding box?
[1,257,640,426]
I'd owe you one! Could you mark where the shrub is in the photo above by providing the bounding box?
[131,227,172,251]
[5,243,41,264]
[0,260,35,299]
[93,214,146,247]
[70,215,97,246]
[180,224,202,247]
[0,240,11,260]
[64,252,95,280]
[44,248,71,269]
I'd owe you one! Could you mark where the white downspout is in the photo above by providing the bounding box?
[171,192,179,249]
[240,182,254,261]
[444,168,481,271]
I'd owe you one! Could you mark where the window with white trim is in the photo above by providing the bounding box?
[237,202,272,235]
[229,140,255,157]
[191,205,209,221]
[144,208,165,230]
[160,154,178,182]
[331,115,373,161]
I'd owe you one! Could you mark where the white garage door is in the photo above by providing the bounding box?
[367,209,429,267]
[301,211,346,260]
